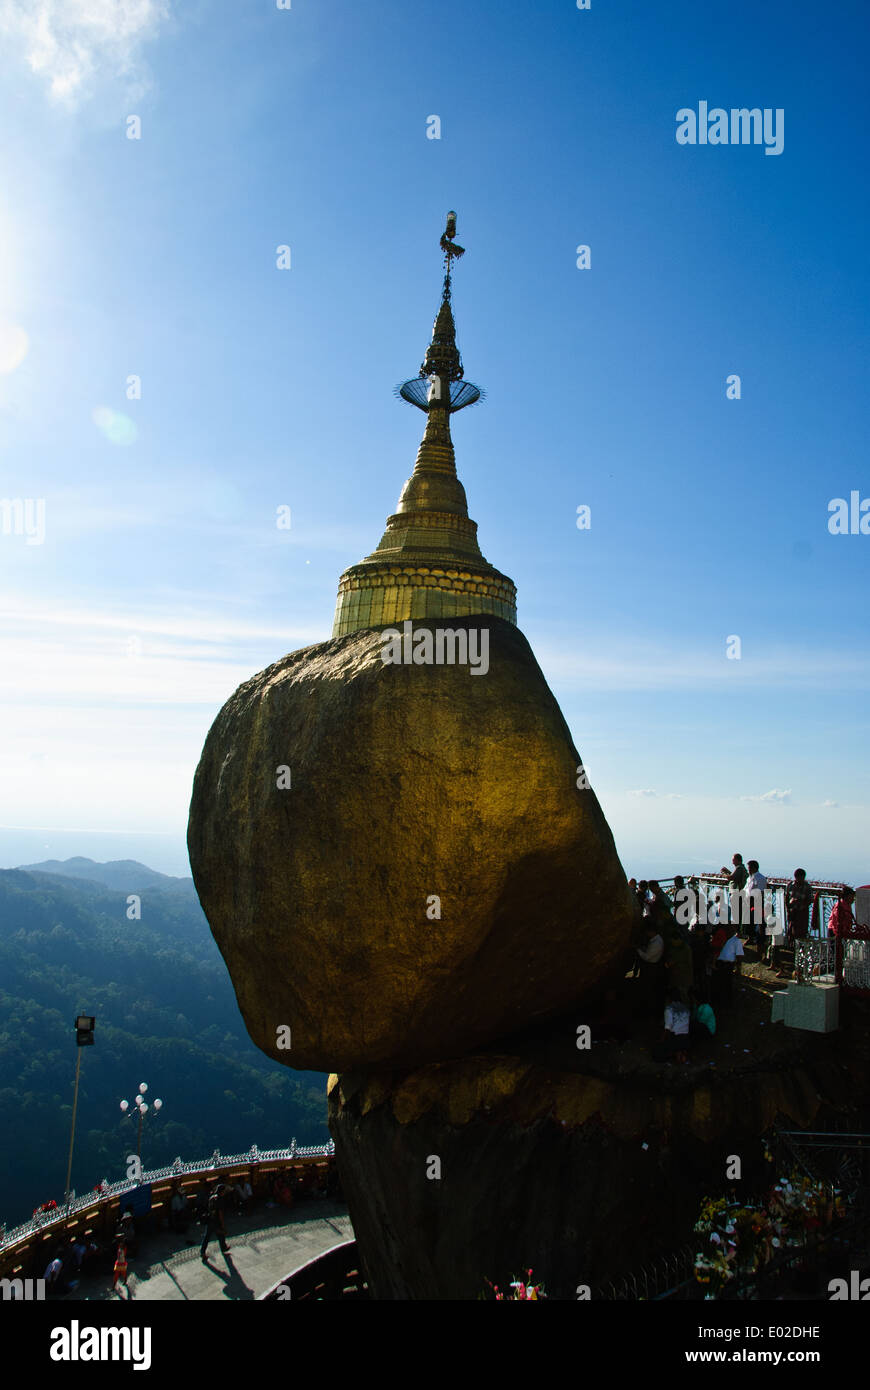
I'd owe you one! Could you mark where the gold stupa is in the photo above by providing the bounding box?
[332,213,517,637]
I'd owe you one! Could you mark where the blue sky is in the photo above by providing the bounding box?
[0,0,868,885]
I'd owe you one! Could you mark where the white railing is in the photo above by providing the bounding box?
[795,937,838,982]
[840,937,870,991]
[0,1140,334,1256]
[658,874,847,940]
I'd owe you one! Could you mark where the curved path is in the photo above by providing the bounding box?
[55,1200,353,1302]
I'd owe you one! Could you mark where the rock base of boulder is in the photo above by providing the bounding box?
[328,1011,859,1299]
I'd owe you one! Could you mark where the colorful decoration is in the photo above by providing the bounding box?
[485,1268,547,1300]
[692,1170,845,1298]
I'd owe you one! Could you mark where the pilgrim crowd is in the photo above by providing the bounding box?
[618,856,866,1064]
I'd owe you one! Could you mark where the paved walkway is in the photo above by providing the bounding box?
[59,1200,354,1302]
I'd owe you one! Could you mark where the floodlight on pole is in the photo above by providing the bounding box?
[64,1014,96,1202]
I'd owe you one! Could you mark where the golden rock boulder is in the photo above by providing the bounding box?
[187,616,637,1072]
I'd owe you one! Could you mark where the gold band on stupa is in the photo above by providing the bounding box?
[332,213,517,637]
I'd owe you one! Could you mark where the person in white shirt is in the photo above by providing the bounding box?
[717,932,744,963]
[636,929,664,964]
[44,1252,65,1295]
[664,998,690,1035]
[653,991,691,1062]
[745,860,767,949]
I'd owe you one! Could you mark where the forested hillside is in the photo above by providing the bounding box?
[0,862,328,1228]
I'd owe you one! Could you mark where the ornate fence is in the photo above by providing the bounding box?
[794,935,870,993]
[0,1140,335,1260]
[594,1243,697,1301]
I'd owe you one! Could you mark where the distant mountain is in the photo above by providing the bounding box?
[20,857,194,896]
[0,862,329,1229]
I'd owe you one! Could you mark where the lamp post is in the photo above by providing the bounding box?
[119,1082,164,1165]
[64,1015,95,1203]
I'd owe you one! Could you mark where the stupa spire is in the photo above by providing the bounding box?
[332,212,517,639]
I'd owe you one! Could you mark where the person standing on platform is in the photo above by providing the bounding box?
[828,887,864,938]
[672,875,693,926]
[200,1183,230,1262]
[649,882,676,933]
[113,1242,129,1293]
[786,870,813,940]
[44,1251,65,1295]
[746,860,767,952]
[784,870,813,978]
[722,853,748,928]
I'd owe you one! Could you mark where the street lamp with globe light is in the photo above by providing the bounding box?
[119,1082,164,1163]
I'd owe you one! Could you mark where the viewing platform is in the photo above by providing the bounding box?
[0,1146,356,1300]
[52,1200,354,1302]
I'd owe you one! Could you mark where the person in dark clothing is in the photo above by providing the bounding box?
[200,1183,230,1261]
[722,853,748,926]
[786,870,813,941]
[115,1210,136,1258]
[649,882,675,930]
[672,875,694,927]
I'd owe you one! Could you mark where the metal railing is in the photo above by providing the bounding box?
[795,936,870,992]
[659,874,844,937]
[840,936,870,992]
[594,1243,696,1301]
[0,1140,334,1256]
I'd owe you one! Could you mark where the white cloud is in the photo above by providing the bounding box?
[740,789,793,805]
[0,594,324,706]
[0,0,171,105]
[627,788,657,798]
[822,799,838,809]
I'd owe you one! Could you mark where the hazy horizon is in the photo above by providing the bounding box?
[1,832,866,892]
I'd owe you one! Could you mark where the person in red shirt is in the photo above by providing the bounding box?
[828,887,864,938]
[710,923,729,958]
[113,1242,129,1291]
